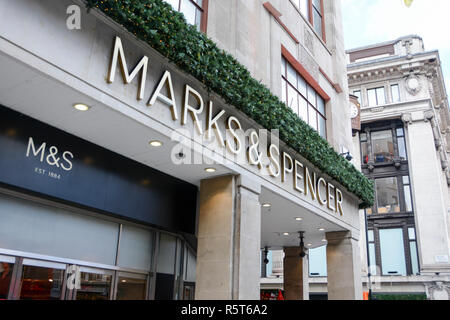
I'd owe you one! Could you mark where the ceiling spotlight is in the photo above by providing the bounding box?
[262,203,271,208]
[205,168,216,173]
[283,232,290,236]
[318,228,325,231]
[295,217,303,221]
[73,103,90,111]
[149,140,163,147]
[307,243,312,247]
[322,239,327,242]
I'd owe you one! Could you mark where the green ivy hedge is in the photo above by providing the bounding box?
[85,0,374,208]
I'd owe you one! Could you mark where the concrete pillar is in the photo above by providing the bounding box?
[283,247,309,300]
[326,231,363,300]
[195,175,261,300]
[403,114,450,273]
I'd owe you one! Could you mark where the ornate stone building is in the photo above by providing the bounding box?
[348,35,450,299]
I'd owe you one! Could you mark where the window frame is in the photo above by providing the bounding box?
[281,56,327,138]
[368,223,420,277]
[291,0,326,42]
[165,0,209,33]
[367,86,387,107]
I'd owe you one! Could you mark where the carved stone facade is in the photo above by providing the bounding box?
[347,36,450,300]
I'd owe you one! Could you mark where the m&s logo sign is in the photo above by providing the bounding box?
[25,137,74,171]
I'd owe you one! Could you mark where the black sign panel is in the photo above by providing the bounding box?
[0,105,197,235]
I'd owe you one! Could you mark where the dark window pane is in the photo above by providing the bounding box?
[361,141,368,164]
[0,262,13,299]
[375,177,400,214]
[20,265,64,300]
[76,272,112,300]
[372,130,394,163]
[116,276,147,300]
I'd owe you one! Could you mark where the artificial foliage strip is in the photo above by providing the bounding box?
[85,0,374,208]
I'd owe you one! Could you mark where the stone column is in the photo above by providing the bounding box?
[283,247,309,300]
[195,175,261,300]
[326,231,363,300]
[402,112,450,273]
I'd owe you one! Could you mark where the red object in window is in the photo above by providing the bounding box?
[277,289,284,300]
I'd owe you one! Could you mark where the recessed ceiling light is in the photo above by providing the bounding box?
[149,140,163,147]
[205,168,216,173]
[73,103,90,111]
[295,217,303,221]
[262,203,271,208]
[307,243,312,246]
[318,228,325,231]
[322,239,327,242]
[283,232,290,236]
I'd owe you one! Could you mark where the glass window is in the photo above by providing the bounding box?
[375,177,400,214]
[20,263,65,300]
[368,243,377,275]
[376,87,386,105]
[398,136,408,160]
[76,271,112,300]
[379,228,407,276]
[312,3,323,36]
[368,230,374,242]
[164,0,204,31]
[353,90,361,103]
[0,192,119,266]
[391,84,400,103]
[116,274,147,300]
[372,130,394,163]
[299,95,308,121]
[367,87,386,106]
[309,245,327,277]
[117,225,153,271]
[287,85,299,114]
[403,176,413,212]
[281,58,327,138]
[0,257,14,299]
[409,242,419,275]
[408,228,416,240]
[298,0,309,20]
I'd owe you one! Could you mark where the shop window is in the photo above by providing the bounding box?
[0,256,14,299]
[155,233,177,300]
[116,225,153,271]
[19,261,65,300]
[281,57,327,138]
[379,228,407,276]
[375,177,400,214]
[391,84,400,103]
[75,269,113,300]
[367,87,386,106]
[164,0,207,32]
[372,130,394,163]
[116,273,147,300]
[292,0,325,41]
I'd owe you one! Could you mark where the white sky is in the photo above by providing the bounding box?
[341,0,450,95]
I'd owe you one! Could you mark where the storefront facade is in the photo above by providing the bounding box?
[0,0,368,300]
